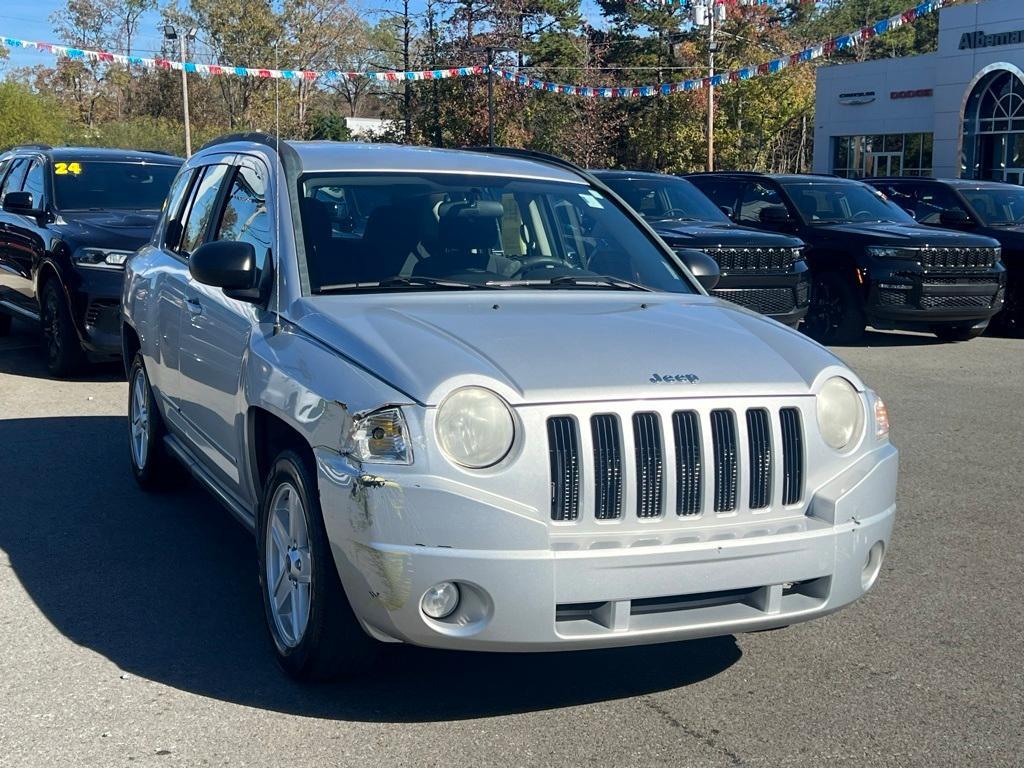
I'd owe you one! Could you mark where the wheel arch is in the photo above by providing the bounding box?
[247,406,318,506]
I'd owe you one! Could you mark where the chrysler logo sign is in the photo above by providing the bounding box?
[960,29,1024,50]
[838,91,876,105]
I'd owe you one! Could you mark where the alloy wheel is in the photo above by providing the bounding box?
[130,367,150,469]
[265,482,312,648]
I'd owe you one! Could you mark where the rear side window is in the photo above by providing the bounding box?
[739,182,786,224]
[178,164,230,255]
[215,164,271,270]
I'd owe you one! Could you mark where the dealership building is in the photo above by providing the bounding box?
[813,0,1024,183]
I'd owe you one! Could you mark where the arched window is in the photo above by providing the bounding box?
[963,69,1024,184]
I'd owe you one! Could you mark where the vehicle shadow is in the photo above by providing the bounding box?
[0,415,740,722]
[0,319,123,382]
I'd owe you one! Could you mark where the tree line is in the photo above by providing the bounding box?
[0,0,944,171]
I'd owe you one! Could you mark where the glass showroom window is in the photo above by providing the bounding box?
[832,134,933,178]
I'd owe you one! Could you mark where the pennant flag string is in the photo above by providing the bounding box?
[0,35,484,82]
[497,0,944,98]
[1,0,941,94]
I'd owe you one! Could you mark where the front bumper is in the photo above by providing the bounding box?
[68,267,124,356]
[315,442,897,652]
[865,264,1007,328]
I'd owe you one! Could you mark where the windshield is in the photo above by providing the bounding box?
[600,175,731,223]
[52,161,181,211]
[299,173,695,294]
[959,187,1024,226]
[782,181,915,225]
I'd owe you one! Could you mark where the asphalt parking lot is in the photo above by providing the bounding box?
[0,317,1022,768]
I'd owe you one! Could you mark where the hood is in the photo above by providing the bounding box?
[815,221,1000,247]
[55,209,161,250]
[291,292,850,406]
[651,220,802,249]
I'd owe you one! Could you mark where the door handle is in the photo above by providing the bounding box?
[185,297,204,316]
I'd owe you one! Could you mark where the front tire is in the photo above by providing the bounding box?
[128,353,180,490]
[40,281,85,377]
[257,450,378,681]
[931,322,987,342]
[804,272,866,345]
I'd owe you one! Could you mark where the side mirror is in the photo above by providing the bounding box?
[759,205,793,226]
[939,208,973,227]
[677,248,721,292]
[3,191,41,217]
[902,207,917,220]
[719,205,734,219]
[189,240,261,302]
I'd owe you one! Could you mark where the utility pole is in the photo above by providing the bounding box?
[164,25,197,157]
[471,45,515,147]
[693,2,726,172]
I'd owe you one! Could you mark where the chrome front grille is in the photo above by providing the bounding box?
[705,247,799,272]
[919,246,997,269]
[546,403,805,523]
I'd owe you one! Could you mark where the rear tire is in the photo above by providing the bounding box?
[128,353,181,490]
[804,272,866,345]
[40,281,85,377]
[0,312,11,336]
[931,322,987,342]
[257,450,378,682]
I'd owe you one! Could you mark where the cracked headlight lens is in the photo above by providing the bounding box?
[351,407,411,464]
[436,387,514,469]
[816,376,865,451]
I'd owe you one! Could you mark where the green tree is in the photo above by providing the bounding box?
[0,82,71,150]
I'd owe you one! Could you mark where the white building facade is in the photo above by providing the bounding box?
[813,0,1024,183]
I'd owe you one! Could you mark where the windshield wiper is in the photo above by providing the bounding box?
[317,276,496,293]
[486,275,653,291]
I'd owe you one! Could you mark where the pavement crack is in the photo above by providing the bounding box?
[642,697,745,765]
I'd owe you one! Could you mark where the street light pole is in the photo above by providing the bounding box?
[487,46,495,147]
[164,25,197,158]
[707,11,715,173]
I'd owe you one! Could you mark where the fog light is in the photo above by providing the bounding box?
[862,541,885,590]
[421,582,460,619]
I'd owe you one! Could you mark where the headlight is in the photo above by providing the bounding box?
[436,387,514,469]
[350,407,411,464]
[816,376,865,451]
[72,247,133,269]
[866,246,919,260]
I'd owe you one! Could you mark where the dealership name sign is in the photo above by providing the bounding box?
[959,29,1024,50]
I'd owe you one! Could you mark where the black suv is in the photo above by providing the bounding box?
[0,145,182,375]
[866,177,1022,334]
[594,170,809,326]
[687,172,1006,343]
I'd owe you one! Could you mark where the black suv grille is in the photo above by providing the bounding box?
[919,247,997,269]
[705,247,799,272]
[713,287,796,316]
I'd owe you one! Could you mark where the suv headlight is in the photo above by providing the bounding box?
[436,387,515,469]
[816,376,865,451]
[350,407,411,464]
[72,247,134,269]
[866,246,919,260]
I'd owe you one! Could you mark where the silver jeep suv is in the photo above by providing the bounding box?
[122,135,897,680]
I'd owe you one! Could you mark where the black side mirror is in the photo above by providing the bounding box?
[676,248,721,292]
[189,240,262,302]
[759,205,793,226]
[719,205,734,218]
[939,208,973,228]
[3,191,42,218]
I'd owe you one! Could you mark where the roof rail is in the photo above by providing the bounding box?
[12,143,53,151]
[462,146,598,183]
[198,131,283,153]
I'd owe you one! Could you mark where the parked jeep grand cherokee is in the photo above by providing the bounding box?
[594,170,809,326]
[866,177,1022,334]
[687,172,1006,343]
[123,136,897,680]
[0,145,182,375]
